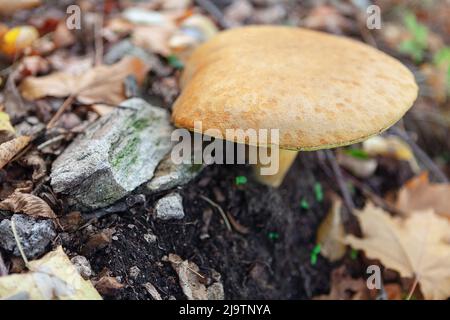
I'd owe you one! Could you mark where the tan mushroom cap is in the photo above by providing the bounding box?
[172,26,418,151]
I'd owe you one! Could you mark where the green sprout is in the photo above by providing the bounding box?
[350,249,359,260]
[310,244,321,265]
[300,198,310,210]
[399,12,428,63]
[167,54,184,69]
[314,183,324,202]
[268,232,279,241]
[343,148,369,160]
[434,46,450,94]
[235,175,248,185]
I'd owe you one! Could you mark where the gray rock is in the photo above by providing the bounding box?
[104,40,158,66]
[70,255,93,279]
[0,214,56,259]
[155,193,185,220]
[50,98,174,211]
[144,154,204,193]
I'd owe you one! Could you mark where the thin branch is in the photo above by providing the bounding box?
[194,0,231,29]
[46,94,76,129]
[10,218,29,267]
[325,150,355,220]
[199,195,232,231]
[390,126,448,183]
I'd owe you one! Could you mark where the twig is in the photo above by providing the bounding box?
[199,195,232,231]
[37,134,66,150]
[94,4,104,66]
[407,276,419,300]
[390,126,448,183]
[46,94,76,129]
[194,0,231,29]
[10,218,29,267]
[0,251,8,276]
[325,150,355,220]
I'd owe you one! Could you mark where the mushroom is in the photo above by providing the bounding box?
[172,26,418,187]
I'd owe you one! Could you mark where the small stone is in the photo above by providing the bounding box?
[129,266,141,278]
[71,255,93,279]
[0,214,56,259]
[94,276,124,296]
[144,233,157,243]
[155,193,185,220]
[144,154,204,193]
[50,98,174,211]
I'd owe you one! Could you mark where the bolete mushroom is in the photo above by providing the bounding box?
[172,26,418,187]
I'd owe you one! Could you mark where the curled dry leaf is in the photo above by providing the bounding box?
[316,197,346,262]
[0,191,56,219]
[165,253,224,300]
[345,203,450,300]
[94,276,124,297]
[0,135,31,169]
[20,56,150,105]
[0,246,102,300]
[22,152,47,181]
[396,172,450,220]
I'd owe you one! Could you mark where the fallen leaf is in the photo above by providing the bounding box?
[132,26,175,56]
[20,56,150,105]
[395,172,450,220]
[314,266,369,300]
[0,135,31,170]
[0,191,56,219]
[345,204,450,300]
[0,246,102,300]
[82,229,114,256]
[0,0,41,15]
[0,111,15,143]
[143,282,162,300]
[165,253,224,300]
[316,197,346,262]
[94,276,124,296]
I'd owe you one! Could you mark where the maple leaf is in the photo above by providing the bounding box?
[345,204,450,300]
[20,56,150,105]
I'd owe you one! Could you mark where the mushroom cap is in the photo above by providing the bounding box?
[172,26,418,151]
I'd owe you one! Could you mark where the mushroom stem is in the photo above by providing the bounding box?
[253,148,298,187]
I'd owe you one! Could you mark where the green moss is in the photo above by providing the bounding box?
[111,135,140,169]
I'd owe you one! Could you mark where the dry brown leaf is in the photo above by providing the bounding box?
[165,253,224,300]
[20,56,150,105]
[316,197,346,262]
[132,25,175,56]
[396,172,450,220]
[0,0,41,15]
[345,204,450,300]
[94,276,124,296]
[0,135,30,169]
[0,191,56,219]
[314,266,369,300]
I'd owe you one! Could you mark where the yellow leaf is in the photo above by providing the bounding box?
[345,204,450,300]
[316,197,346,262]
[20,56,150,105]
[0,246,102,300]
[0,135,30,169]
[0,111,14,133]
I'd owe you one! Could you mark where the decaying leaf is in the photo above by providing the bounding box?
[165,253,224,300]
[316,197,346,262]
[20,56,150,105]
[0,246,102,300]
[396,172,450,219]
[93,276,124,297]
[0,111,15,143]
[345,204,450,300]
[0,0,41,15]
[313,266,369,300]
[0,191,56,219]
[0,135,30,169]
[143,282,162,300]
